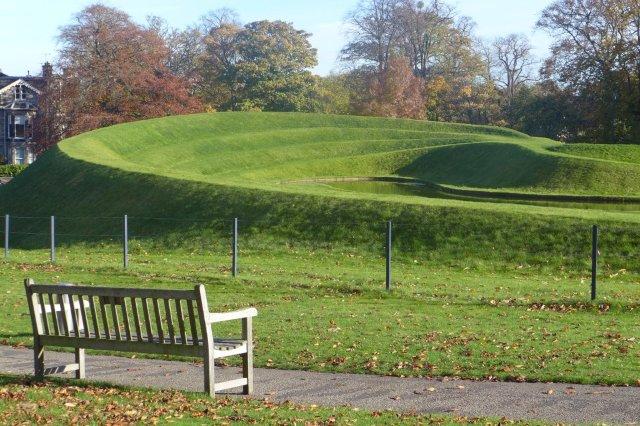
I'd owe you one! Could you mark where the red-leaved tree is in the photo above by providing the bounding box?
[363,56,426,119]
[57,4,202,136]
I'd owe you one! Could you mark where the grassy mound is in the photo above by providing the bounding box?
[1,112,639,269]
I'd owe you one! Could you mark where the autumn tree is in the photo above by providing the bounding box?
[31,64,66,154]
[364,56,426,119]
[341,0,495,123]
[57,4,202,136]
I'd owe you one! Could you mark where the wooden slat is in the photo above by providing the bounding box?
[164,299,176,344]
[121,298,132,341]
[40,334,205,357]
[110,297,122,340]
[37,293,50,335]
[69,295,80,337]
[57,294,70,337]
[214,378,248,392]
[30,284,198,300]
[175,299,187,346]
[78,295,90,338]
[100,298,110,339]
[88,296,100,338]
[130,297,143,342]
[43,363,80,375]
[186,299,198,345]
[48,294,59,336]
[209,308,258,323]
[152,299,164,342]
[141,298,153,342]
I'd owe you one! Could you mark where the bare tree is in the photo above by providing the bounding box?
[489,34,536,104]
[342,0,403,75]
[396,0,454,78]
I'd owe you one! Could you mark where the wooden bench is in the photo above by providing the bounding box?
[24,278,257,396]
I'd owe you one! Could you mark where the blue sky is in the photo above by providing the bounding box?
[1,0,555,77]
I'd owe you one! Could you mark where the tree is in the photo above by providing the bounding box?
[311,74,353,115]
[32,67,66,154]
[488,34,536,105]
[363,56,426,119]
[507,81,581,140]
[396,0,455,78]
[199,19,318,111]
[342,0,403,75]
[538,0,640,142]
[341,0,495,123]
[57,4,202,135]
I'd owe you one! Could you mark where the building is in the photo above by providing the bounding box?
[0,64,51,165]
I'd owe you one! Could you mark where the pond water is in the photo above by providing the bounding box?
[327,181,640,212]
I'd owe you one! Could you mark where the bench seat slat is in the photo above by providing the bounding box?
[40,335,205,357]
[38,334,245,358]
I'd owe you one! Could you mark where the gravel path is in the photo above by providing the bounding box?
[1,346,638,424]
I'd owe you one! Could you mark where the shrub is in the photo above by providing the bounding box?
[0,164,27,177]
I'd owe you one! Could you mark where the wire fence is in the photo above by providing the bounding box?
[1,213,639,302]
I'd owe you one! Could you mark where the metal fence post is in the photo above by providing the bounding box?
[591,225,598,301]
[50,216,56,263]
[232,218,238,277]
[386,220,392,291]
[123,214,129,269]
[4,214,8,260]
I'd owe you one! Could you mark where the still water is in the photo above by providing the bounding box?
[327,181,640,212]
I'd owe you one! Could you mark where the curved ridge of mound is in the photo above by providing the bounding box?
[44,112,640,196]
[1,112,640,254]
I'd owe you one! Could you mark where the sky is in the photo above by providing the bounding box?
[1,0,556,77]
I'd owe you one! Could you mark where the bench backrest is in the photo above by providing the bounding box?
[24,279,209,349]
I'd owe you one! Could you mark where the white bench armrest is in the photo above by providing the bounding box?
[208,308,257,323]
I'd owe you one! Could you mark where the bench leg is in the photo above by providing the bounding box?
[75,348,85,379]
[33,340,44,381]
[242,317,253,395]
[204,352,215,397]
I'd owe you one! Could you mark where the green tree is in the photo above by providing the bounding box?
[200,19,317,112]
[538,0,640,143]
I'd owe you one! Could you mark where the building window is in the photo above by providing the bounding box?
[12,115,26,139]
[14,147,25,165]
[14,85,25,100]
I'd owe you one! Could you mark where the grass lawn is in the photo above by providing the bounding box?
[1,241,638,387]
[1,111,639,419]
[0,374,524,425]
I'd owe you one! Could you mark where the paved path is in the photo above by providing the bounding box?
[0,346,638,424]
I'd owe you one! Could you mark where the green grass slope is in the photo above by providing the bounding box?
[1,112,639,268]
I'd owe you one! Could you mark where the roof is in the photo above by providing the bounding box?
[0,78,42,96]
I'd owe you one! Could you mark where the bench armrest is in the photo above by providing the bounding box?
[208,308,257,323]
